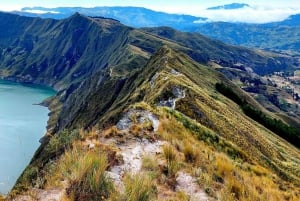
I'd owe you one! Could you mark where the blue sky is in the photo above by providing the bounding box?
[1,0,300,23]
[1,0,299,10]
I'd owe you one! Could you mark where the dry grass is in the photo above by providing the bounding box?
[142,155,160,173]
[119,173,156,201]
[45,144,115,201]
[101,126,122,138]
[11,116,300,200]
[155,108,300,200]
[182,141,201,164]
[124,173,156,201]
[162,145,181,179]
[129,124,143,136]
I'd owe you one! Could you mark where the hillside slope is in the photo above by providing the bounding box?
[1,12,298,133]
[9,46,300,201]
[0,12,147,90]
[193,22,300,54]
[142,26,299,75]
[0,12,297,88]
[142,26,300,128]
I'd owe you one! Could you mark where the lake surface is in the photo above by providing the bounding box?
[0,80,55,194]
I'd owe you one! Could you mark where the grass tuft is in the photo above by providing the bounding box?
[46,145,115,201]
[182,142,199,164]
[122,173,156,201]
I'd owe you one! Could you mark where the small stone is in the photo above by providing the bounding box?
[88,143,95,149]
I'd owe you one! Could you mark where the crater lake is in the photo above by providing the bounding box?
[0,80,55,194]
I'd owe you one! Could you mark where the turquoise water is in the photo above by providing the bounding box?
[0,80,55,194]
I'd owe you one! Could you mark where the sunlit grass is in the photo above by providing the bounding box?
[155,106,300,200]
[114,173,156,201]
[46,144,114,201]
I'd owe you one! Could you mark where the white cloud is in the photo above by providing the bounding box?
[1,1,300,23]
[147,2,300,24]
[0,5,22,11]
[197,6,300,23]
[23,9,60,14]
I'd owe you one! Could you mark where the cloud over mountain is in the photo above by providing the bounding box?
[194,4,300,23]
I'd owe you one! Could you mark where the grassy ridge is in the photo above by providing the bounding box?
[216,82,300,148]
[8,46,300,200]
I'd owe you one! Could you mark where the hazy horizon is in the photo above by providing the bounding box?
[1,1,300,23]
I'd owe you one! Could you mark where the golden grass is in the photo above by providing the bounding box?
[139,50,300,190]
[142,155,160,173]
[162,145,181,179]
[44,102,299,201]
[182,141,201,164]
[45,144,114,201]
[155,108,300,200]
[175,191,190,201]
[101,126,121,138]
[9,107,300,201]
[129,124,143,136]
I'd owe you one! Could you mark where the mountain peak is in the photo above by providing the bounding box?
[64,12,123,31]
[66,11,89,22]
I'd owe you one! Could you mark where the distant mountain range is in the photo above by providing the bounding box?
[207,3,250,10]
[193,19,300,54]
[16,6,206,29]
[11,6,300,53]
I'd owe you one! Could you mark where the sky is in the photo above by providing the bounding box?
[1,0,300,23]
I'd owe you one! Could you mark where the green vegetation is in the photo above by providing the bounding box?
[194,22,300,53]
[216,82,300,148]
[242,104,300,147]
[0,12,297,135]
[143,27,298,75]
[215,82,245,105]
